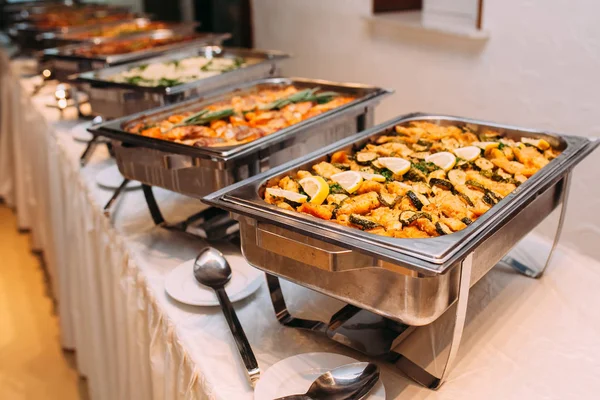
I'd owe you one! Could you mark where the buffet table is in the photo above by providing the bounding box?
[2,49,600,400]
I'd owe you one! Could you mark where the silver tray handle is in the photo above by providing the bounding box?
[256,222,377,272]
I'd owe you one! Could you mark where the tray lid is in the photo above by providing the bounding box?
[203,113,599,275]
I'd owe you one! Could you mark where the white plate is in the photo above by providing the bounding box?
[165,255,264,306]
[254,353,386,400]
[69,121,94,142]
[95,164,141,190]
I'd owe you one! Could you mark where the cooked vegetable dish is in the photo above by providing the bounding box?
[109,56,247,87]
[126,86,355,147]
[263,122,561,238]
[73,34,198,57]
[66,21,169,40]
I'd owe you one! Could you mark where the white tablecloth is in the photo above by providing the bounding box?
[2,50,600,400]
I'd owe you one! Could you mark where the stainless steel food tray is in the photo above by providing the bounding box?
[88,77,391,197]
[43,30,230,81]
[203,113,598,326]
[36,19,199,49]
[7,9,134,51]
[71,45,289,119]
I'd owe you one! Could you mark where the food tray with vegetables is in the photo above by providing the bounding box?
[203,113,598,325]
[261,120,560,238]
[88,77,390,197]
[71,46,289,118]
[43,30,231,81]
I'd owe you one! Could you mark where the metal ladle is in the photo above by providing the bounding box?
[193,247,260,387]
[274,362,380,400]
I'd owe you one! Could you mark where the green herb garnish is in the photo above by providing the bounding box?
[124,75,150,85]
[157,78,182,87]
[174,108,235,127]
[220,57,246,73]
[329,183,347,194]
[258,87,340,111]
[200,59,214,71]
[412,161,439,174]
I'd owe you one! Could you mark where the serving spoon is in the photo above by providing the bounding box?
[193,247,260,387]
[274,362,380,400]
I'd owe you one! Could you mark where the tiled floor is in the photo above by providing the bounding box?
[0,205,88,400]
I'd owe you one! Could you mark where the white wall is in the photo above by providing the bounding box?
[253,0,600,260]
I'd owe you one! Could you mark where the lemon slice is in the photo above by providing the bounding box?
[521,137,550,150]
[453,146,481,161]
[331,170,363,193]
[359,171,386,182]
[299,176,329,205]
[265,188,308,204]
[378,157,411,175]
[472,141,500,151]
[425,152,456,171]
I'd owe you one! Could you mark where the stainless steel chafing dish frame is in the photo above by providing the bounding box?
[88,76,391,199]
[203,113,598,389]
[69,45,289,119]
[42,30,231,81]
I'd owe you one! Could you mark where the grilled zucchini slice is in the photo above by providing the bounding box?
[435,221,453,235]
[399,210,432,226]
[404,167,427,182]
[355,151,378,165]
[457,192,475,207]
[482,192,497,205]
[378,191,400,208]
[407,190,429,210]
[461,217,473,225]
[429,178,454,192]
[466,180,487,192]
[349,214,381,230]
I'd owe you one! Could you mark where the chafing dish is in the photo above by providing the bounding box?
[204,113,597,322]
[203,113,598,388]
[36,19,199,49]
[7,8,134,51]
[70,46,289,119]
[88,77,391,198]
[43,30,231,82]
[2,1,116,26]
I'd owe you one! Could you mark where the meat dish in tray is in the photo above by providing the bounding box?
[125,85,356,148]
